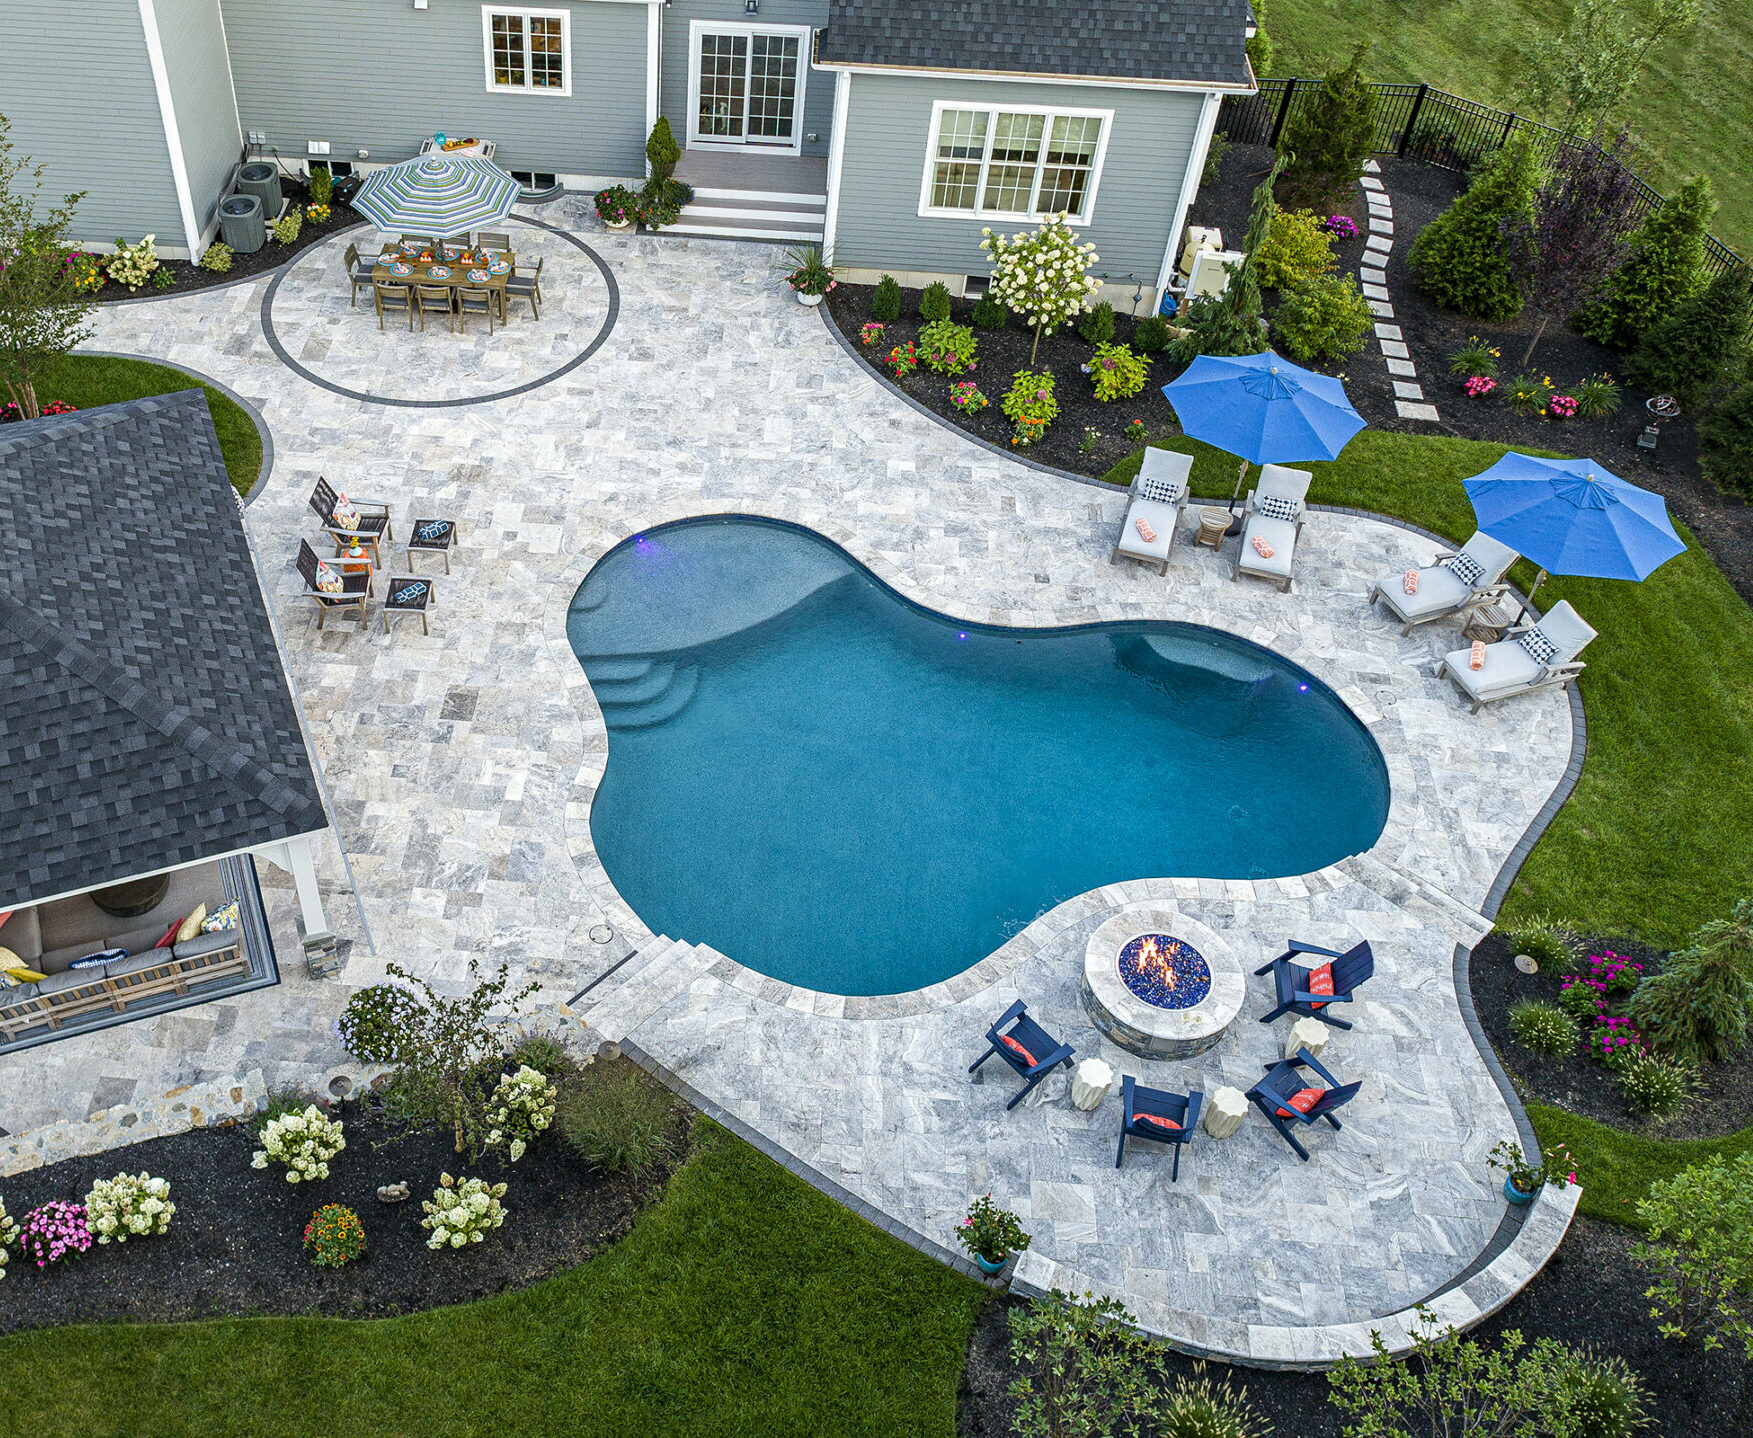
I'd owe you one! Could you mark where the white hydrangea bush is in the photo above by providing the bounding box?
[0,1194,19,1279]
[421,1172,508,1250]
[85,1171,176,1243]
[485,1064,558,1162]
[105,235,160,291]
[979,215,1101,359]
[251,1105,346,1183]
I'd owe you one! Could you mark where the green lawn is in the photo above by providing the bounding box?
[0,1124,987,1438]
[1266,0,1753,255]
[1529,1101,1753,1227]
[1104,431,1753,949]
[31,353,263,495]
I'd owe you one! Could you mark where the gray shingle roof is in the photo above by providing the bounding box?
[0,392,326,907]
[817,0,1256,86]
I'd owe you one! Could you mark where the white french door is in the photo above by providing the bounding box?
[687,21,810,153]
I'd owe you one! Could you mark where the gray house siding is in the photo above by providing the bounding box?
[219,0,651,180]
[833,74,1204,291]
[0,0,183,249]
[156,0,245,240]
[657,0,832,159]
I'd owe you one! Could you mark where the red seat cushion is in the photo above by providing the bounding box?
[1133,1112,1181,1132]
[999,1033,1039,1068]
[1306,962,1335,1008]
[1276,1086,1324,1118]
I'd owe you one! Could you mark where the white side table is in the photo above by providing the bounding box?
[1285,1016,1332,1061]
[1070,1059,1115,1111]
[1203,1085,1247,1138]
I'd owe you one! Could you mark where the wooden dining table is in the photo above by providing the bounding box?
[371,243,516,308]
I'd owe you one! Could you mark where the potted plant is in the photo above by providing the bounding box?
[781,244,836,306]
[594,185,638,230]
[956,1193,1030,1274]
[1488,1138,1577,1205]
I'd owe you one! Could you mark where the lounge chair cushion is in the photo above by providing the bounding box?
[1134,1113,1181,1131]
[1276,1087,1324,1118]
[1256,464,1313,505]
[1376,564,1469,621]
[1000,1033,1039,1067]
[1457,531,1520,584]
[1238,514,1297,577]
[1444,639,1542,699]
[1441,551,1485,586]
[1116,497,1181,564]
[1532,601,1597,664]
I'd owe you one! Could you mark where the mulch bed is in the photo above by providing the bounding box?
[0,1088,689,1334]
[957,1217,1746,1438]
[87,170,361,304]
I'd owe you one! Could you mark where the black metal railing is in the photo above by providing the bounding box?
[1221,79,1744,278]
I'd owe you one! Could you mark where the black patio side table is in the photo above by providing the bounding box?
[407,517,456,574]
[383,576,436,636]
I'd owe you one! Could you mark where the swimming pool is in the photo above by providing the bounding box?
[568,517,1389,997]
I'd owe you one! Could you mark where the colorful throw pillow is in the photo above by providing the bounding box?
[1441,551,1485,587]
[313,560,344,595]
[1517,625,1559,667]
[999,1033,1039,1068]
[0,908,12,930]
[413,519,452,545]
[153,920,181,949]
[330,492,361,531]
[1250,535,1275,559]
[202,901,240,933]
[1402,568,1419,595]
[1276,1086,1324,1118]
[1307,962,1335,1008]
[1134,516,1158,544]
[1134,1112,1181,1132]
[1255,494,1299,522]
[176,905,207,943]
[4,966,47,986]
[390,580,429,606]
[1469,640,1486,671]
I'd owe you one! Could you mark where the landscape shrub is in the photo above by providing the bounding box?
[1156,1365,1268,1438]
[198,241,233,273]
[272,207,303,244]
[1505,371,1557,415]
[421,1173,508,1250]
[1087,341,1149,402]
[1510,999,1579,1058]
[637,177,692,229]
[1633,1150,1753,1356]
[1623,266,1753,408]
[1506,915,1582,973]
[251,1105,345,1183]
[981,215,1102,362]
[308,163,332,206]
[871,274,901,321]
[104,234,159,291]
[1272,273,1373,360]
[1166,158,1279,363]
[302,1203,366,1268]
[645,116,680,182]
[483,1063,558,1162]
[1244,0,1273,77]
[971,292,1008,329]
[336,982,425,1064]
[1631,894,1753,1063]
[1077,300,1115,344]
[84,1172,175,1243]
[1007,1291,1164,1438]
[17,1201,90,1268]
[1573,372,1623,417]
[918,280,953,322]
[1577,173,1715,351]
[918,318,977,375]
[1609,1048,1696,1119]
[1408,135,1543,321]
[1253,208,1335,291]
[1001,369,1058,445]
[0,1195,16,1279]
[1553,1347,1653,1438]
[507,1031,573,1079]
[556,1054,676,1176]
[1699,380,1753,498]
[1201,130,1232,189]
[1132,314,1173,353]
[1276,44,1376,207]
[1448,335,1503,377]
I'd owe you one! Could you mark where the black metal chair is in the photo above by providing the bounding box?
[382,575,435,636]
[1245,1048,1362,1162]
[969,999,1075,1110]
[1115,1076,1202,1179]
[309,477,392,564]
[1255,940,1375,1031]
[296,539,370,630]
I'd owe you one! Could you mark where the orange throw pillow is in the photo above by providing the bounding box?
[1276,1086,1324,1118]
[1403,568,1419,595]
[1135,517,1158,544]
[1306,962,1335,1008]
[999,1033,1039,1068]
[1470,639,1486,670]
[1134,1112,1181,1132]
[1251,535,1275,559]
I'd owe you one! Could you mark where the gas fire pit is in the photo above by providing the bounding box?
[1081,908,1243,1060]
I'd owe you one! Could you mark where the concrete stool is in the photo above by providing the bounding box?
[1285,1016,1332,1061]
[1071,1058,1115,1111]
[1203,1085,1247,1138]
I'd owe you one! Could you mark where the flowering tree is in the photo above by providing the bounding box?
[980,215,1100,364]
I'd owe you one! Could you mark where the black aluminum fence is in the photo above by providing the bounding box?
[1220,78,1744,278]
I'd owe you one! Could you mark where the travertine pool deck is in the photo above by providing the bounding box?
[0,200,1575,1355]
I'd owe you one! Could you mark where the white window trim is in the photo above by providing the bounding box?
[481,6,573,98]
[916,100,1113,226]
[685,19,814,155]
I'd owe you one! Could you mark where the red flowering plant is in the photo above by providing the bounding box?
[1488,1139,1577,1194]
[18,1200,92,1267]
[949,381,988,411]
[1549,394,1579,418]
[859,322,886,347]
[1464,375,1497,398]
[886,342,919,380]
[1559,951,1647,1063]
[956,1192,1031,1264]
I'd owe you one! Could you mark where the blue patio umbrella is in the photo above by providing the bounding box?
[1162,350,1366,528]
[1463,450,1686,613]
[350,155,522,236]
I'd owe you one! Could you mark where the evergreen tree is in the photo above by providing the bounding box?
[1698,380,1753,499]
[1246,0,1275,77]
[645,116,679,181]
[1623,266,1753,409]
[1632,897,1753,1064]
[1168,154,1283,362]
[1576,174,1716,352]
[1276,44,1376,208]
[1408,135,1544,322]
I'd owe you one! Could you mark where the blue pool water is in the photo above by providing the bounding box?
[568,517,1389,996]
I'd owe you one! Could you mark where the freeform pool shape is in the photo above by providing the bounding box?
[568,517,1389,997]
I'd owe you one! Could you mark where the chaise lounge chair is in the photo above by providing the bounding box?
[1436,600,1595,713]
[1232,464,1312,592]
[1368,531,1519,635]
[1110,448,1194,575]
[969,999,1076,1110]
[1246,1047,1362,1161]
[1115,1076,1202,1179]
[1255,939,1374,1030]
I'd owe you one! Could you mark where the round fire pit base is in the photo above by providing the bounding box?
[1080,908,1244,1061]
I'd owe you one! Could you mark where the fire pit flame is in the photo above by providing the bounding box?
[1117,932,1212,1011]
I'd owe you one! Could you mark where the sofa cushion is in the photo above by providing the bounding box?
[2,906,42,962]
[38,967,106,996]
[0,982,40,1005]
[173,929,240,962]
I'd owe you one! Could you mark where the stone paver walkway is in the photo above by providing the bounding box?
[1361,159,1441,424]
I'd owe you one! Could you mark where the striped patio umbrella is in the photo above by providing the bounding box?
[350,155,522,235]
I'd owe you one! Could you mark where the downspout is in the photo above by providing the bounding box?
[823,67,851,259]
[1153,89,1223,312]
[137,0,204,258]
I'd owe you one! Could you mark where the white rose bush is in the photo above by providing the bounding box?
[251,1105,346,1183]
[84,1172,175,1243]
[484,1064,558,1163]
[104,235,159,291]
[421,1172,508,1250]
[979,215,1101,363]
[0,1193,18,1279]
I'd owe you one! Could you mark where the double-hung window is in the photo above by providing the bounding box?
[921,103,1110,223]
[483,7,571,96]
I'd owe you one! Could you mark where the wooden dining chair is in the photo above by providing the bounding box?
[456,285,496,333]
[343,243,374,307]
[414,284,456,333]
[373,281,413,331]
[503,256,542,320]
[476,231,511,251]
[400,234,436,251]
[439,235,470,259]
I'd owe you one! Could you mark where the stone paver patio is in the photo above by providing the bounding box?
[0,199,1575,1353]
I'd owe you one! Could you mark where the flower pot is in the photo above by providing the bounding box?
[796,291,824,307]
[606,219,633,231]
[1503,1175,1537,1205]
[974,1252,1007,1275]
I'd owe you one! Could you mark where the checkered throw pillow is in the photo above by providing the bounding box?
[1138,475,1185,504]
[1518,625,1560,666]
[1255,494,1299,522]
[1441,551,1484,587]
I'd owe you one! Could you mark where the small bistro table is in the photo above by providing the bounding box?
[1284,1015,1332,1061]
[1070,1058,1115,1111]
[1195,507,1232,550]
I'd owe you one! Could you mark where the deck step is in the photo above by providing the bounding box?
[589,660,676,706]
[669,184,827,245]
[584,938,715,1041]
[689,185,826,209]
[601,665,699,729]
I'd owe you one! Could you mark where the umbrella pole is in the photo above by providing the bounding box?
[1225,457,1249,537]
[1515,568,1549,625]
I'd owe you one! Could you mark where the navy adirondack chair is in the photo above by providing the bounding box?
[1115,1076,1203,1179]
[969,999,1075,1110]
[1246,1047,1362,1161]
[1255,939,1374,1030]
